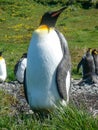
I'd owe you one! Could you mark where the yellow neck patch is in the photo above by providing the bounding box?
[37,25,53,31]
[89,49,92,54]
[38,25,48,30]
[0,56,3,60]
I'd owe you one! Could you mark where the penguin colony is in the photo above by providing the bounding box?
[0,7,98,112]
[77,48,98,84]
[24,7,71,111]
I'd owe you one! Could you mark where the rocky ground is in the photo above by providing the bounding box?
[71,79,98,117]
[0,79,98,116]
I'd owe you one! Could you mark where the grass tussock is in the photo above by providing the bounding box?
[0,90,98,129]
[0,90,19,115]
[0,103,98,130]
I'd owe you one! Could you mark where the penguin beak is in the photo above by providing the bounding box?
[51,6,67,17]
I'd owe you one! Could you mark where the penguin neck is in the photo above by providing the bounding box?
[0,56,3,60]
[94,51,98,55]
[37,25,54,31]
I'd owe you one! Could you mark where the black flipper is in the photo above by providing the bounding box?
[23,69,29,103]
[77,58,84,73]
[55,30,71,100]
[14,59,21,76]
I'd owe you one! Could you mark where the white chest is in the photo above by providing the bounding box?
[0,59,7,81]
[16,58,27,83]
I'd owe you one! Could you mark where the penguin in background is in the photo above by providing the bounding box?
[24,7,71,112]
[14,53,27,84]
[77,48,97,84]
[0,51,7,82]
[92,49,98,76]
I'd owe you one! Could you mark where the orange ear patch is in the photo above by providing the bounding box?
[38,25,49,30]
[94,51,98,54]
[0,57,3,60]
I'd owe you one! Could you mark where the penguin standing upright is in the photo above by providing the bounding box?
[14,53,27,83]
[0,51,7,82]
[77,48,97,84]
[24,7,71,111]
[92,49,98,76]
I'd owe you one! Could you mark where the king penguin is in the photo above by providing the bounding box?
[77,48,97,84]
[0,51,7,82]
[92,49,98,76]
[24,7,71,112]
[77,48,94,79]
[14,53,27,83]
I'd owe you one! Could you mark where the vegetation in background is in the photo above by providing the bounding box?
[33,0,98,8]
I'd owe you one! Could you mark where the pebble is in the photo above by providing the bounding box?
[0,79,98,116]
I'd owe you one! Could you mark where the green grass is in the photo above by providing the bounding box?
[0,90,98,130]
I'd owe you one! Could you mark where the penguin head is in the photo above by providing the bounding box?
[0,51,3,60]
[92,49,98,55]
[0,51,3,57]
[0,50,4,61]
[21,53,27,58]
[40,6,67,28]
[87,48,92,54]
